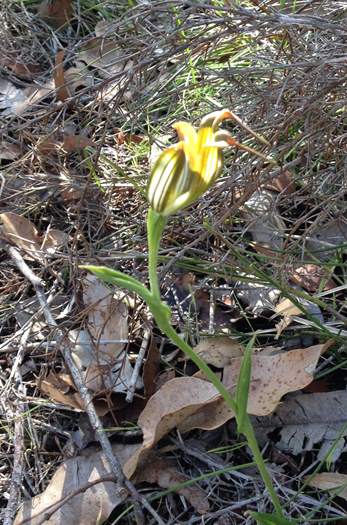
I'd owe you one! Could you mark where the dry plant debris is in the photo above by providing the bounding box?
[307,472,347,503]
[254,389,347,462]
[1,0,347,524]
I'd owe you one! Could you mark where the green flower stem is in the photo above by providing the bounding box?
[147,207,283,518]
[153,307,283,517]
[147,208,167,300]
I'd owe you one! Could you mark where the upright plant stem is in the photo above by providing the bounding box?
[156,316,283,517]
[146,208,283,517]
[147,208,167,300]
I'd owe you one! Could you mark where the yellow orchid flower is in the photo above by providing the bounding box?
[147,109,273,217]
[147,110,231,216]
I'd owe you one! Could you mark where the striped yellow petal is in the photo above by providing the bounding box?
[147,109,236,216]
[172,121,200,173]
[196,124,220,185]
[148,144,193,216]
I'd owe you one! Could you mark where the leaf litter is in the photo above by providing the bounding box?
[14,445,209,525]
[253,390,347,462]
[1,1,347,524]
[69,275,135,394]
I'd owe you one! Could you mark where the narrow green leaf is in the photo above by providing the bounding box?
[80,265,153,304]
[250,511,298,525]
[235,334,255,433]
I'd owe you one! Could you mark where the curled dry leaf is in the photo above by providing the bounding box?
[37,134,95,155]
[70,275,133,394]
[15,443,208,525]
[274,293,324,338]
[37,0,73,29]
[62,135,95,152]
[0,212,40,258]
[14,443,139,525]
[275,298,302,317]
[78,38,132,78]
[40,373,84,411]
[124,343,324,476]
[124,377,220,478]
[134,452,210,514]
[274,297,302,338]
[307,472,347,501]
[194,336,244,367]
[0,55,42,79]
[289,263,335,292]
[0,212,67,260]
[39,372,113,417]
[78,36,133,100]
[262,170,296,195]
[54,50,70,101]
[179,343,325,434]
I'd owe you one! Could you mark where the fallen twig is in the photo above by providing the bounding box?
[126,326,151,403]
[2,326,30,525]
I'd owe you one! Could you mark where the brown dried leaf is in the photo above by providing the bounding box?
[263,170,296,195]
[14,444,139,525]
[179,343,325,433]
[274,298,302,317]
[0,141,22,160]
[307,472,347,500]
[115,129,144,146]
[124,377,220,477]
[78,38,131,78]
[143,337,161,399]
[125,344,323,475]
[0,212,41,258]
[37,134,95,155]
[275,315,293,338]
[0,212,66,260]
[194,337,244,367]
[289,264,335,292]
[54,50,69,101]
[37,0,73,29]
[70,275,131,394]
[0,55,42,79]
[40,373,84,411]
[62,135,95,151]
[134,453,210,514]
